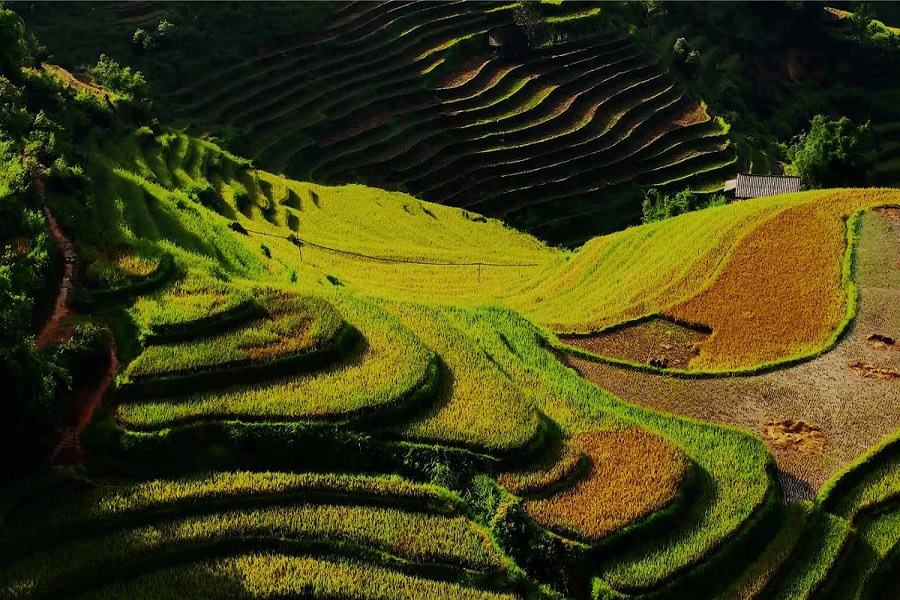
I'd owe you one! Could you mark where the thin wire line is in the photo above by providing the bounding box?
[242,227,543,267]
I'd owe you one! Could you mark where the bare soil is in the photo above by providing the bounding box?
[560,317,708,369]
[35,180,76,349]
[561,209,900,502]
[36,190,120,464]
[51,336,119,464]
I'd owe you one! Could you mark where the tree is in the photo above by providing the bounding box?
[787,115,876,188]
[512,4,550,48]
[132,28,150,53]
[643,0,663,39]
[0,8,26,78]
[848,3,877,45]
[642,188,694,222]
[86,54,150,102]
[672,37,701,77]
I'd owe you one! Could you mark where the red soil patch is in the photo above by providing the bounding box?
[848,361,900,380]
[762,419,825,453]
[560,317,708,369]
[36,181,77,350]
[51,335,119,465]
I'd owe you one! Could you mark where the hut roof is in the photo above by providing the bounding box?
[733,173,801,198]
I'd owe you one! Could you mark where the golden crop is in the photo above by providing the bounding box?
[524,429,689,541]
[668,190,898,369]
[498,437,586,496]
[3,471,456,541]
[126,291,341,377]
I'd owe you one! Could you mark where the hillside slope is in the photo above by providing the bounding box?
[2,122,898,598]
[21,1,736,245]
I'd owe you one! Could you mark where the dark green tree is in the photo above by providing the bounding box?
[0,8,26,78]
[788,115,876,187]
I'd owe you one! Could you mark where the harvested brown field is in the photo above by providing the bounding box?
[435,58,491,89]
[672,102,709,127]
[522,429,689,541]
[561,209,900,501]
[560,317,708,369]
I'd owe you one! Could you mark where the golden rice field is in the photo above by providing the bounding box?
[91,131,900,372]
[125,292,341,377]
[116,297,434,428]
[667,191,893,369]
[497,436,587,497]
[522,429,689,541]
[6,2,900,598]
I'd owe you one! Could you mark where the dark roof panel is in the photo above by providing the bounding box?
[734,174,801,198]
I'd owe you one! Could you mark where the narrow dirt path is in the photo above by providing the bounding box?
[35,179,76,349]
[33,180,120,464]
[50,335,119,464]
[562,209,900,502]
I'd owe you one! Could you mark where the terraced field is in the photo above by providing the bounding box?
[5,116,895,599]
[164,1,736,243]
[4,1,900,597]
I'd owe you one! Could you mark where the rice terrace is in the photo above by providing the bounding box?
[2,1,900,599]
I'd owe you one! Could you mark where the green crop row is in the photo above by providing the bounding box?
[1,471,462,551]
[116,297,434,429]
[74,553,518,600]
[126,292,342,378]
[0,503,505,599]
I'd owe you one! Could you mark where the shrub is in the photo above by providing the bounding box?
[786,115,876,187]
[642,188,695,222]
[85,54,149,103]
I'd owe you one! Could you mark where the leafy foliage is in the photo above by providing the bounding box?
[787,115,877,187]
[85,54,149,103]
[641,188,726,223]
